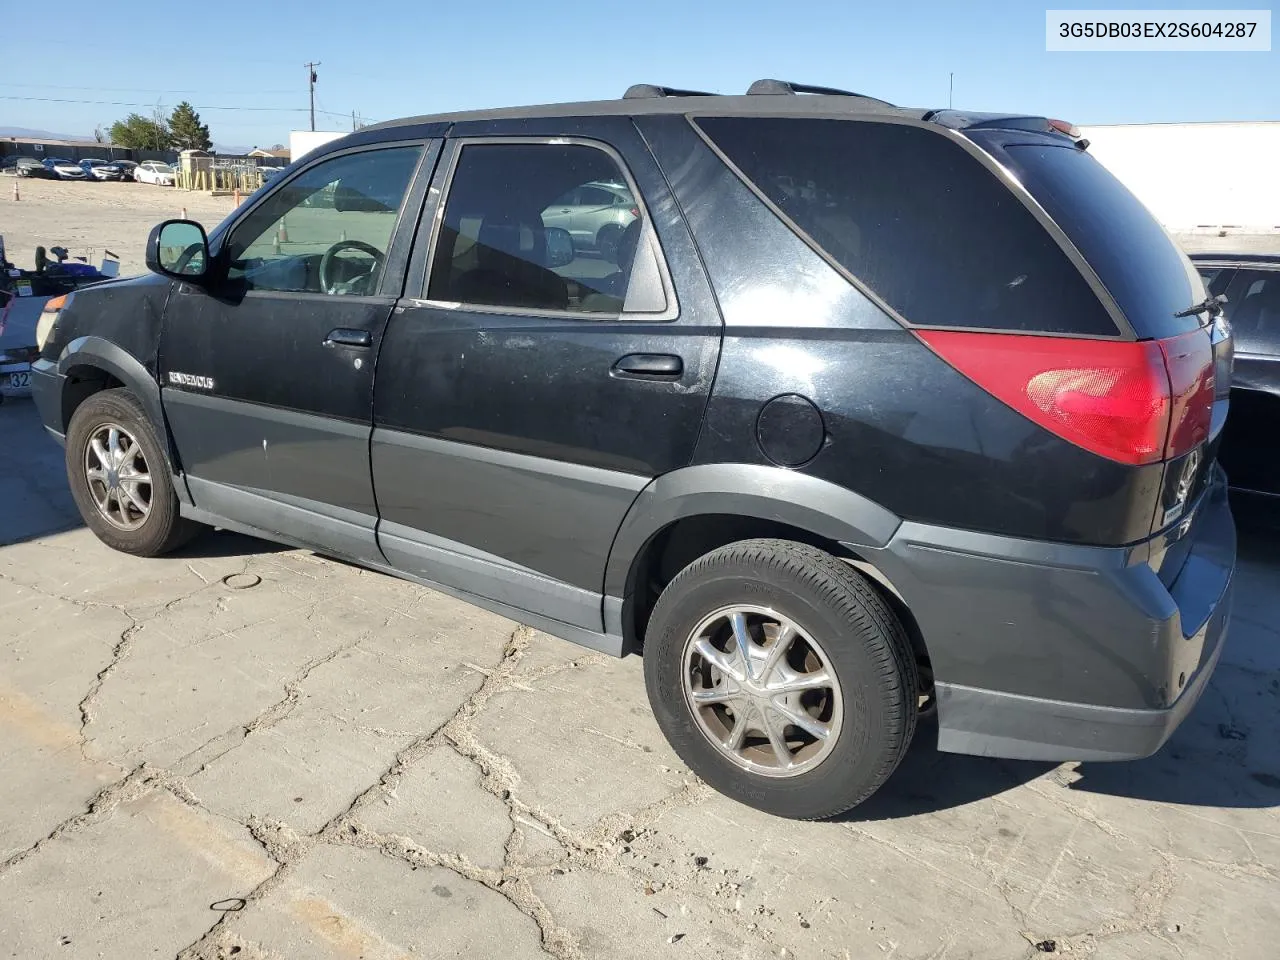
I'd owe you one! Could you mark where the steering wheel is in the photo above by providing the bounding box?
[319,240,384,295]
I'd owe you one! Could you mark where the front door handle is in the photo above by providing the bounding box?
[612,353,683,380]
[324,328,371,348]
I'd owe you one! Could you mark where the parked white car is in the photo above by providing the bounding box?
[135,161,176,186]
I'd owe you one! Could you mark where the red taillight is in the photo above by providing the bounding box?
[917,329,1212,466]
[1160,329,1214,457]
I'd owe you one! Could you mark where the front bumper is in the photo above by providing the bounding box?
[855,470,1236,762]
[29,359,66,443]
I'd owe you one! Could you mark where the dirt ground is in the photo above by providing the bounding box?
[2,177,237,276]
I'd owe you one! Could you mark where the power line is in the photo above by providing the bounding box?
[1,81,298,96]
[0,95,310,113]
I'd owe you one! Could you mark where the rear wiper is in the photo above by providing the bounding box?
[1173,294,1227,321]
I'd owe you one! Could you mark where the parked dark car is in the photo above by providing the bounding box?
[1192,252,1279,498]
[12,157,55,178]
[113,159,139,181]
[29,80,1235,819]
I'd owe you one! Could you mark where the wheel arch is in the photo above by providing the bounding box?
[605,464,928,669]
[56,336,179,478]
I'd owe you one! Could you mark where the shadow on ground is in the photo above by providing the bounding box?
[171,529,286,559]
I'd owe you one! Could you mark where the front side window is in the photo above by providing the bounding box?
[225,145,421,296]
[427,142,664,315]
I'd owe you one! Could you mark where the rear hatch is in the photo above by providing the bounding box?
[965,126,1228,583]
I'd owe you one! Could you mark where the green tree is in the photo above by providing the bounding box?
[169,101,212,151]
[108,113,171,150]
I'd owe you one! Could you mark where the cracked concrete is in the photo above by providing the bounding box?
[2,398,1279,960]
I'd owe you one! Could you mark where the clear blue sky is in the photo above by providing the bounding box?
[3,0,1276,148]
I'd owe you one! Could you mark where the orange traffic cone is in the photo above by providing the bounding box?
[233,186,241,206]
[277,217,289,243]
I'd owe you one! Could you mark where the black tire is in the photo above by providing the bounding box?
[643,539,918,820]
[65,388,202,556]
[595,223,623,264]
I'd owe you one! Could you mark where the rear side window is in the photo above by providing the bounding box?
[696,117,1117,335]
[427,142,667,316]
[992,141,1207,340]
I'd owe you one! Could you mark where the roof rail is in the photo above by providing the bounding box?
[623,83,718,99]
[746,78,896,107]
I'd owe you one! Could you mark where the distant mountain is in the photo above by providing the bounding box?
[0,127,260,155]
[0,126,93,141]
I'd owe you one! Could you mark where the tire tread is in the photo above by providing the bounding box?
[646,538,919,819]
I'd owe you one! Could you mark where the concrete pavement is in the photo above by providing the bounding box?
[1,396,1277,960]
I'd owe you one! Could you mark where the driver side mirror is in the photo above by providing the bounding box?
[146,219,210,280]
[545,227,574,268]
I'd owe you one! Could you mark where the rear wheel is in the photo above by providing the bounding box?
[65,389,202,556]
[643,539,918,819]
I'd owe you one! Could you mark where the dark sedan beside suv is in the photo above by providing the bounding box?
[29,80,1235,819]
[1192,252,1279,500]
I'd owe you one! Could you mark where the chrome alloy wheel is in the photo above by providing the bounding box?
[682,605,843,778]
[84,423,152,531]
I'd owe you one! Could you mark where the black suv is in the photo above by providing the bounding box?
[30,80,1236,819]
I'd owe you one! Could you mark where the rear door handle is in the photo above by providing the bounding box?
[324,328,372,348]
[612,353,683,380]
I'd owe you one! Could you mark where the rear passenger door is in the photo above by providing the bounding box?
[371,118,722,634]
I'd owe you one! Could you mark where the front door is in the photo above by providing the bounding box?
[158,141,433,561]
[371,129,722,631]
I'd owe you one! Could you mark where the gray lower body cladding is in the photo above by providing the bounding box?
[852,469,1235,762]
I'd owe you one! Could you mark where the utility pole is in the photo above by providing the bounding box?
[305,61,321,131]
[352,109,357,132]
[949,72,954,109]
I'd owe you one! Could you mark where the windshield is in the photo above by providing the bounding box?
[979,136,1205,339]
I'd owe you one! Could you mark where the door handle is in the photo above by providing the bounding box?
[324,328,372,348]
[612,353,683,380]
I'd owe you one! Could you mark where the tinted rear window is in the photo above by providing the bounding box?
[989,139,1206,339]
[696,117,1117,335]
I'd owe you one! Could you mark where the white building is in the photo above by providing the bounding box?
[289,130,348,164]
[1079,121,1279,234]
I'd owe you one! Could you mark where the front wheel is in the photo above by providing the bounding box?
[65,389,202,556]
[643,539,919,820]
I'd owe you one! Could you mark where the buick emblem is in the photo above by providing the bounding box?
[1175,449,1202,504]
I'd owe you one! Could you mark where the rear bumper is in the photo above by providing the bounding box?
[933,588,1229,761]
[855,469,1236,762]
